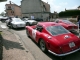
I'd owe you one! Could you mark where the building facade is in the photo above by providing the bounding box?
[5,1,21,18]
[21,0,50,21]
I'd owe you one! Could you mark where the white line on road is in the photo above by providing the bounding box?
[0,25,7,28]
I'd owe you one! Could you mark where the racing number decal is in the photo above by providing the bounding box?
[32,29,37,39]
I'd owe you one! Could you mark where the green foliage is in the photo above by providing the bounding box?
[0,0,7,2]
[59,10,80,17]
[0,12,5,16]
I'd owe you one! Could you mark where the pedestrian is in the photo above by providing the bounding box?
[77,15,80,37]
[77,15,80,28]
[77,15,80,22]
[31,15,34,20]
[8,17,12,25]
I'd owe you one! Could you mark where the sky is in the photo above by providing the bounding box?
[0,0,80,13]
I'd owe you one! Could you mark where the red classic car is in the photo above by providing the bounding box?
[25,22,80,56]
[55,19,78,31]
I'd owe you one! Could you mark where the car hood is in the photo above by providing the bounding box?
[12,22,25,24]
[25,20,36,22]
[52,33,79,45]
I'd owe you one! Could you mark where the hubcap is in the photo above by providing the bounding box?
[40,40,45,51]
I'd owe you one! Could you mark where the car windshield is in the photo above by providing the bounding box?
[24,18,29,20]
[62,20,72,24]
[46,25,69,36]
[13,18,23,22]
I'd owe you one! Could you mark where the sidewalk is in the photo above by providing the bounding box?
[0,28,35,60]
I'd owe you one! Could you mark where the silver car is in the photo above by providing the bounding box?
[22,18,37,26]
[6,18,26,28]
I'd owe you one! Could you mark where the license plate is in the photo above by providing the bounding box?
[69,42,75,48]
[72,27,74,29]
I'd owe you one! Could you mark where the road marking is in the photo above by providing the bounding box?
[1,25,7,28]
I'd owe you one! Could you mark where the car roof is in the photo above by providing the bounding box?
[38,22,59,27]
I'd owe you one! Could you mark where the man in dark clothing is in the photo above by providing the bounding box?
[77,15,80,22]
[77,15,80,28]
[8,17,12,25]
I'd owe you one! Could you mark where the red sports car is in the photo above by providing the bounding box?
[25,22,80,56]
[55,19,78,31]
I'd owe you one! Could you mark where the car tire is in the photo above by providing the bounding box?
[39,39,47,52]
[26,29,30,37]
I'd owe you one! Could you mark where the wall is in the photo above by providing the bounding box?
[21,0,42,13]
[14,5,22,18]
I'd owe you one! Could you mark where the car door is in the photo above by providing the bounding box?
[32,25,43,42]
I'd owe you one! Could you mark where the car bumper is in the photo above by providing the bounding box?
[48,48,80,56]
[13,24,25,28]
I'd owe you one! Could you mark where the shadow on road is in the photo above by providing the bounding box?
[29,37,80,60]
[9,27,25,31]
[45,50,80,60]
[3,38,25,50]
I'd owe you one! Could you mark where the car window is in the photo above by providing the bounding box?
[13,18,23,22]
[55,20,59,23]
[62,20,72,24]
[46,25,69,36]
[36,25,43,32]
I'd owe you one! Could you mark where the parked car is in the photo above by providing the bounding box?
[55,19,78,31]
[25,22,80,56]
[6,18,26,28]
[0,16,8,22]
[33,18,43,22]
[22,18,37,26]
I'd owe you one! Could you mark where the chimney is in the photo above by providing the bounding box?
[9,1,11,4]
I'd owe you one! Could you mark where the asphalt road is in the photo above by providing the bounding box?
[0,21,80,60]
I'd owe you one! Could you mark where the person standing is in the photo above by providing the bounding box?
[77,15,80,28]
[31,15,34,20]
[77,15,80,22]
[77,15,80,37]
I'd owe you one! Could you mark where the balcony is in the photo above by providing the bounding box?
[6,8,12,10]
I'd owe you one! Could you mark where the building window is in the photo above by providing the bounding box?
[11,11,14,14]
[8,6,11,9]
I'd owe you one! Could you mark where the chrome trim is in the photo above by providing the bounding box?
[48,48,80,56]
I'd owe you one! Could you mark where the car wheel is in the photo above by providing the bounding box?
[26,29,30,37]
[10,24,13,29]
[39,39,47,52]
[26,22,30,26]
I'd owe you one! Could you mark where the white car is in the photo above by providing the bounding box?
[6,18,26,28]
[0,16,8,22]
[22,18,37,26]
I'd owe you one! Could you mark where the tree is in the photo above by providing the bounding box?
[0,0,7,2]
[59,10,80,17]
[0,12,5,16]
